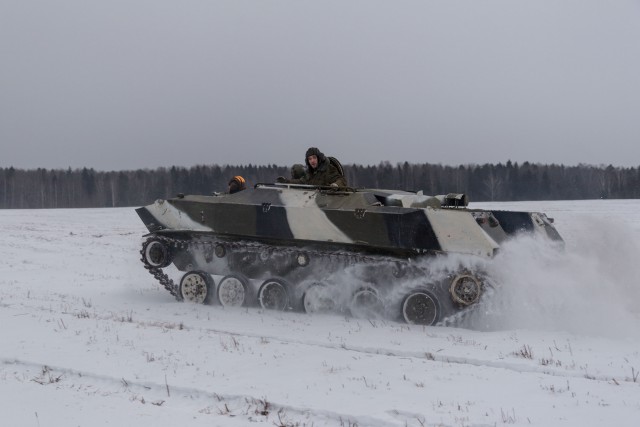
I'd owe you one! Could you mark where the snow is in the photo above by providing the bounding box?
[2,200,640,426]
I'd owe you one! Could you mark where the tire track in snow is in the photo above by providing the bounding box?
[3,295,628,386]
[0,357,412,427]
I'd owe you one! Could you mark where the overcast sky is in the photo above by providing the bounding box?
[2,1,640,171]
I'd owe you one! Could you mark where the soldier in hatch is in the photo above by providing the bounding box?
[278,147,347,187]
[227,175,247,194]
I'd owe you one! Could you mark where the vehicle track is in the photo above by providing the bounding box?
[2,290,633,386]
[0,357,402,427]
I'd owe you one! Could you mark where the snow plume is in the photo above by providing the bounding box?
[323,251,492,322]
[480,216,640,338]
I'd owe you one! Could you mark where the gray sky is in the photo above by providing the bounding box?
[2,0,640,171]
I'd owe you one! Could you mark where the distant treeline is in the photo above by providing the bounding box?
[1,161,639,209]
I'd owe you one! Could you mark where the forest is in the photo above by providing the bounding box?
[1,161,639,209]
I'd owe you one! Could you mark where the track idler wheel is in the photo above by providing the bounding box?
[217,275,248,307]
[350,287,384,319]
[142,237,172,268]
[449,273,482,306]
[302,283,336,314]
[179,271,213,304]
[258,279,289,311]
[402,290,440,325]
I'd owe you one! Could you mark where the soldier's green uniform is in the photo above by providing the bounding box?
[294,147,347,187]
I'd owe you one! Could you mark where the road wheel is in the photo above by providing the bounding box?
[350,287,384,319]
[217,275,248,307]
[302,283,336,314]
[179,271,213,304]
[258,279,289,311]
[402,290,440,325]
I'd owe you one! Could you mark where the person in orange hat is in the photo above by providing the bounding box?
[227,175,247,194]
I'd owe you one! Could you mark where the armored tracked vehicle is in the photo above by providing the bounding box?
[136,183,563,326]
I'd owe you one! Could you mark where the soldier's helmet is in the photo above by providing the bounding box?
[290,164,306,180]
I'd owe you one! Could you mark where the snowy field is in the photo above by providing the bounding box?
[2,199,640,426]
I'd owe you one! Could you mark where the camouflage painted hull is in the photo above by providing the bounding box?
[136,184,563,325]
